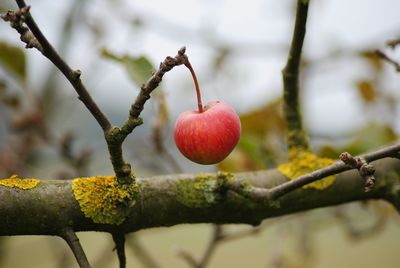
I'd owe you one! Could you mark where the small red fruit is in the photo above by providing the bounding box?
[174,101,241,165]
[173,50,241,164]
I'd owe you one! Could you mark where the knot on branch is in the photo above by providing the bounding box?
[159,48,188,73]
[340,152,376,192]
[1,7,42,51]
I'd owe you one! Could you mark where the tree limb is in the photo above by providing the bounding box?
[1,154,399,236]
[282,0,310,151]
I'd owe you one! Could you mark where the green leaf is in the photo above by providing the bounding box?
[0,41,26,83]
[356,80,376,103]
[100,48,154,87]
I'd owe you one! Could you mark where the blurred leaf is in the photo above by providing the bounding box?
[318,145,339,159]
[131,17,143,28]
[219,99,286,172]
[212,47,230,72]
[318,123,397,158]
[152,92,170,152]
[0,81,20,109]
[239,99,285,139]
[0,41,26,83]
[359,50,383,72]
[100,48,154,87]
[356,80,376,103]
[2,95,20,108]
[218,148,254,172]
[345,123,397,155]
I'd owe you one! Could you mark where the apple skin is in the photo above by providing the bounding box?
[174,101,241,165]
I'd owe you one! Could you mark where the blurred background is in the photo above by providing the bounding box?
[1,0,400,267]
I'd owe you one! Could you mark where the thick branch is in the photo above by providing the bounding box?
[1,156,400,236]
[282,0,310,151]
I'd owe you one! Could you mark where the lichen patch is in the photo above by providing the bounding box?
[277,148,336,190]
[72,176,139,225]
[0,174,40,189]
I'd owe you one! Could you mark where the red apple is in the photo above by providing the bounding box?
[174,101,241,165]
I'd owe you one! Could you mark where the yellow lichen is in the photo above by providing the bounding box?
[72,176,139,225]
[277,148,336,190]
[0,174,40,189]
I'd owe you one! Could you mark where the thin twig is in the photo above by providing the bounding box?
[112,232,126,268]
[105,47,189,181]
[218,223,265,242]
[386,38,400,49]
[196,225,223,268]
[226,144,400,201]
[267,143,400,199]
[176,225,222,268]
[176,248,198,268]
[375,50,400,72]
[60,228,91,268]
[9,0,112,131]
[334,204,388,240]
[281,0,310,151]
[177,223,267,268]
[120,47,188,135]
[126,234,160,268]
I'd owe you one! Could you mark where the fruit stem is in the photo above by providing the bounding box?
[184,61,203,113]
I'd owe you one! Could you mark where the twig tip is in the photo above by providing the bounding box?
[178,46,186,55]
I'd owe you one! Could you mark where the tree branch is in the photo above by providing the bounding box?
[8,0,112,131]
[60,228,91,268]
[126,235,160,268]
[282,0,310,151]
[227,143,400,201]
[375,49,400,72]
[2,2,189,183]
[178,225,223,268]
[104,47,188,181]
[120,47,187,135]
[1,146,399,236]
